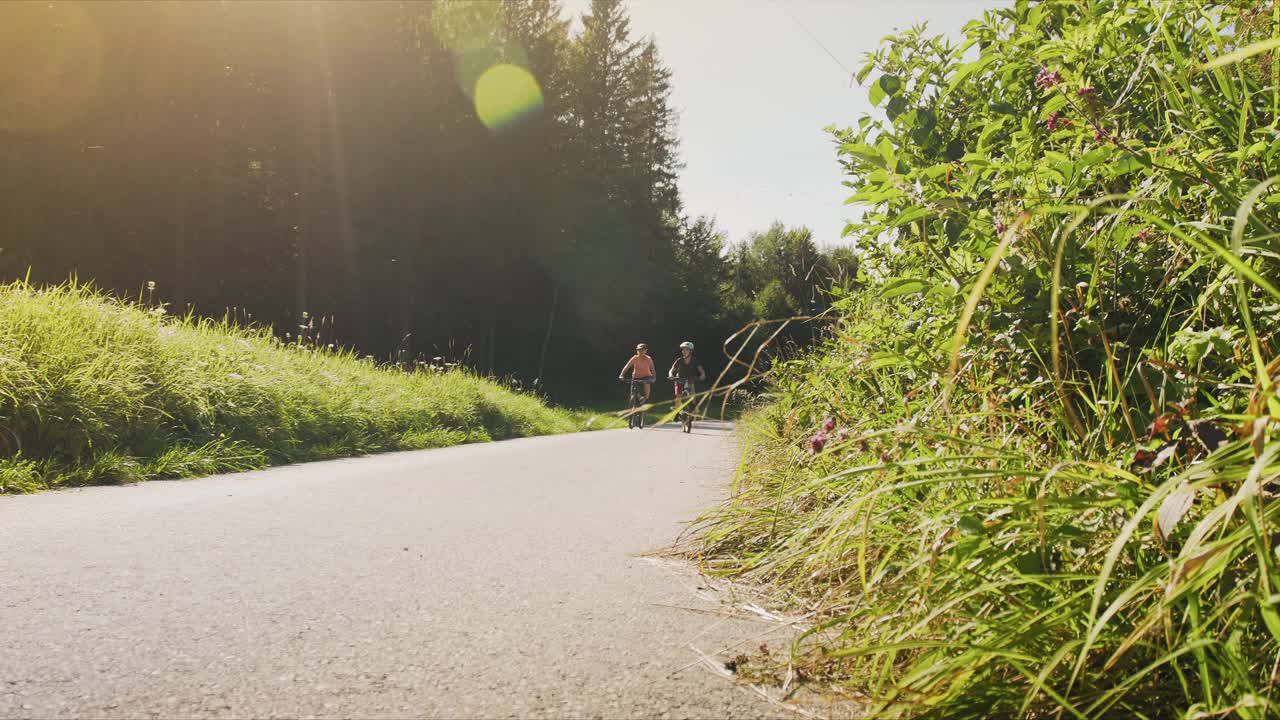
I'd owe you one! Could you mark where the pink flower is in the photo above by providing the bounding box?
[995,221,1007,234]
[1076,86,1096,101]
[822,417,836,433]
[1046,111,1068,131]
[1035,68,1062,90]
[1137,227,1151,241]
[807,432,828,455]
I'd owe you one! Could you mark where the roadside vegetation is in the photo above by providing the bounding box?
[0,280,606,494]
[692,1,1280,717]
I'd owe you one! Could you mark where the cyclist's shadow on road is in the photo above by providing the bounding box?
[644,423,728,437]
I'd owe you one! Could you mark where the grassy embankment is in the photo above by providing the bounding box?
[691,3,1280,718]
[0,280,613,494]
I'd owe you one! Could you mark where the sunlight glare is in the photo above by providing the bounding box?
[474,64,543,132]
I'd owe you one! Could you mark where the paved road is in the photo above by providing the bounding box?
[1,423,795,719]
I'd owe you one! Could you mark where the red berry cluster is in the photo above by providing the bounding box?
[1035,68,1062,90]
[807,417,837,455]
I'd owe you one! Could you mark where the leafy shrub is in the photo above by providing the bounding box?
[694,1,1280,717]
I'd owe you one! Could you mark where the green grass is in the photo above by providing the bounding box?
[0,279,612,493]
[695,334,1280,718]
[687,2,1280,718]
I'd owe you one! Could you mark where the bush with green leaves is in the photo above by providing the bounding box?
[0,280,604,493]
[694,1,1280,717]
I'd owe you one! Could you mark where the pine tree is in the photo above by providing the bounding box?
[569,0,639,191]
[623,40,681,215]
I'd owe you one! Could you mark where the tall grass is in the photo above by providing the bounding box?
[690,2,1280,717]
[0,279,600,493]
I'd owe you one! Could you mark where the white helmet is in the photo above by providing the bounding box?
[679,341,695,351]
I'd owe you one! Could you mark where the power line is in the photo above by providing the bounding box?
[771,0,855,84]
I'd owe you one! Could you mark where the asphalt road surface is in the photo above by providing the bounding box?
[1,422,797,719]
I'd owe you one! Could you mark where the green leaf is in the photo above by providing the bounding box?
[958,515,986,536]
[1078,147,1111,168]
[1055,525,1087,540]
[890,207,931,227]
[887,95,907,122]
[841,142,886,169]
[851,185,905,204]
[879,74,902,96]
[855,59,877,85]
[876,136,897,164]
[926,282,958,299]
[1014,551,1044,575]
[870,74,902,108]
[946,54,998,95]
[870,81,890,106]
[953,536,983,560]
[1038,93,1069,120]
[976,118,1008,151]
[1025,4,1043,29]
[916,108,937,132]
[1200,36,1280,71]
[1111,153,1145,177]
[881,278,930,299]
[865,352,910,370]
[869,80,887,107]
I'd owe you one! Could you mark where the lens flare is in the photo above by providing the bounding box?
[473,64,543,132]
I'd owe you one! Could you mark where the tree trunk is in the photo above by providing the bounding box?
[174,181,186,311]
[296,165,309,322]
[536,283,558,384]
[486,309,497,376]
[400,228,416,364]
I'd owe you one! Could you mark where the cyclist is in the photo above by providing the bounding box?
[618,343,656,403]
[668,341,706,406]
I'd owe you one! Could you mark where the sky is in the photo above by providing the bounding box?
[559,0,1003,247]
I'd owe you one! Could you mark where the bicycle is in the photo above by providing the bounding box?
[623,376,647,429]
[672,377,694,434]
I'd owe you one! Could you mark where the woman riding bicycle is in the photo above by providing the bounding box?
[668,341,706,404]
[618,343,656,402]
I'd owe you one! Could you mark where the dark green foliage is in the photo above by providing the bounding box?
[751,280,798,321]
[0,1,687,394]
[0,0,855,401]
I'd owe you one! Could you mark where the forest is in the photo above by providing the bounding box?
[0,0,853,402]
